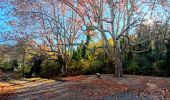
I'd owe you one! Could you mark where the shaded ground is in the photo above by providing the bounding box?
[0,71,170,100]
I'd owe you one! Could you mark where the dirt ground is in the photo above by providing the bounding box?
[0,71,170,100]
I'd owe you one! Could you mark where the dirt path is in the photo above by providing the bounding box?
[0,73,170,100]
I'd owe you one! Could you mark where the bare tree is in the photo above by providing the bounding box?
[12,0,85,74]
[57,0,169,77]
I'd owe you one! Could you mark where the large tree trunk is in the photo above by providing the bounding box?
[106,47,123,77]
[63,61,68,75]
[114,50,123,77]
[112,46,123,77]
[104,44,123,77]
[60,62,67,75]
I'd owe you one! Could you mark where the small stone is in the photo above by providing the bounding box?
[96,73,101,78]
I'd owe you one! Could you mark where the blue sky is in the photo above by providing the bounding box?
[0,1,14,44]
[0,8,7,42]
[0,0,169,45]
